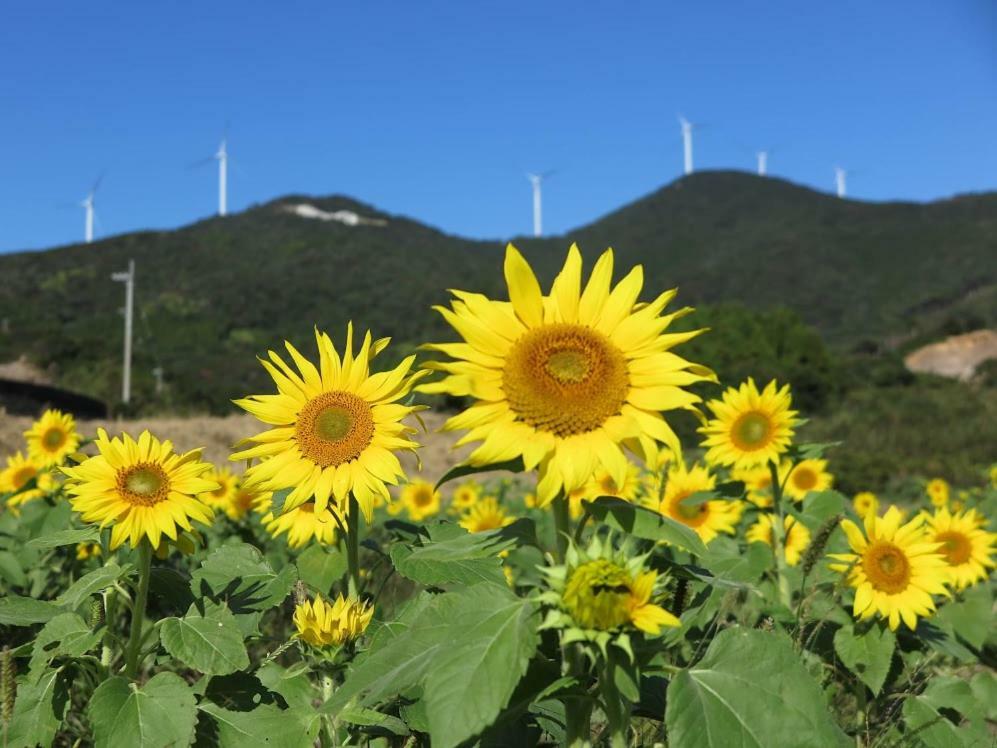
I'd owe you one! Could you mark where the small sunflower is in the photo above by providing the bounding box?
[459,497,514,533]
[75,542,102,561]
[294,594,373,649]
[853,491,879,520]
[200,467,238,513]
[228,482,271,520]
[699,378,798,470]
[419,243,714,507]
[264,502,341,548]
[450,481,481,511]
[401,480,441,521]
[648,462,742,544]
[924,508,994,590]
[829,506,949,630]
[61,429,217,550]
[783,459,833,503]
[1,452,55,511]
[745,513,812,566]
[925,478,950,509]
[584,462,644,503]
[23,409,81,468]
[732,463,774,508]
[231,325,426,521]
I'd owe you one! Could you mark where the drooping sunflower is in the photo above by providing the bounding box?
[419,244,714,506]
[264,502,341,548]
[1,452,54,511]
[699,379,798,470]
[200,467,238,513]
[783,459,833,502]
[923,508,994,590]
[231,326,426,521]
[829,506,949,630]
[23,409,81,468]
[61,429,217,550]
[450,481,481,511]
[852,491,879,520]
[401,480,441,521]
[745,513,812,566]
[459,497,514,533]
[294,594,373,649]
[925,478,950,509]
[648,462,742,544]
[732,463,774,508]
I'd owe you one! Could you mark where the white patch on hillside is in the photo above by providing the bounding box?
[904,329,997,380]
[282,203,387,227]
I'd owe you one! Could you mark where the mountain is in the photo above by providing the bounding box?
[0,171,995,414]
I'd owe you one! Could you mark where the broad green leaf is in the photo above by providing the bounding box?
[970,671,997,721]
[160,601,249,676]
[269,487,293,515]
[921,676,988,731]
[338,706,410,736]
[28,613,101,681]
[902,695,981,748]
[801,491,847,523]
[584,497,708,555]
[190,543,296,612]
[833,623,895,696]
[0,550,26,586]
[5,667,69,748]
[933,584,993,650]
[198,702,318,747]
[55,563,130,609]
[434,457,525,490]
[917,621,976,662]
[665,627,849,748]
[24,527,100,550]
[89,672,197,748]
[296,544,346,592]
[256,661,316,712]
[389,522,517,587]
[698,538,770,584]
[0,595,63,626]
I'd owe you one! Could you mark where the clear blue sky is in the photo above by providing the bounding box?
[2,1,995,253]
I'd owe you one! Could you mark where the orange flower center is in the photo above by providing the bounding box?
[862,541,911,594]
[296,391,375,468]
[934,531,972,565]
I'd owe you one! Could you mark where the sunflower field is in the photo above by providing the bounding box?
[1,244,995,748]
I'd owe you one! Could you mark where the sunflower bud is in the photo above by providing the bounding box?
[89,594,106,628]
[801,514,843,577]
[1,646,15,727]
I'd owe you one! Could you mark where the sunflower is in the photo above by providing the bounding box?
[23,409,81,468]
[401,480,441,521]
[228,482,271,520]
[829,506,949,630]
[459,497,514,533]
[699,379,798,470]
[231,325,425,521]
[783,459,833,502]
[419,244,714,507]
[265,502,341,548]
[745,513,812,566]
[584,461,644,503]
[923,508,994,590]
[75,542,102,561]
[648,462,742,544]
[732,463,774,508]
[925,478,950,509]
[853,491,879,520]
[61,429,217,550]
[200,467,238,512]
[294,594,373,649]
[1,452,54,511]
[451,481,481,511]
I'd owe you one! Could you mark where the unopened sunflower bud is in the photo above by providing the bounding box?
[671,578,689,616]
[1,646,15,727]
[89,594,105,628]
[294,580,308,607]
[801,514,842,577]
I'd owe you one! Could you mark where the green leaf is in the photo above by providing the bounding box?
[970,671,997,721]
[833,622,895,695]
[920,676,987,730]
[269,487,293,515]
[389,522,518,587]
[55,563,130,609]
[5,667,69,748]
[917,621,976,662]
[24,527,100,550]
[296,544,346,592]
[0,595,63,626]
[256,661,316,713]
[338,706,410,736]
[160,601,249,675]
[28,613,101,681]
[933,584,993,650]
[0,550,26,586]
[902,695,981,748]
[665,627,850,748]
[583,497,708,555]
[434,457,525,491]
[198,702,319,747]
[89,672,197,748]
[800,491,847,524]
[190,543,296,612]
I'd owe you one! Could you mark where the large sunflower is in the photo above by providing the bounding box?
[829,506,949,630]
[231,326,425,521]
[1,452,54,511]
[648,462,742,544]
[924,508,994,590]
[61,430,217,550]
[24,409,81,468]
[699,379,798,470]
[419,244,713,506]
[746,513,812,566]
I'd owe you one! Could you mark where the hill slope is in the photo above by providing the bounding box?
[0,171,994,412]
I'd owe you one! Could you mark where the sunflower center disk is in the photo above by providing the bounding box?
[502,324,629,438]
[119,464,170,507]
[412,489,434,507]
[12,467,36,490]
[563,560,633,631]
[731,411,772,451]
[793,469,817,491]
[296,392,375,468]
[42,428,66,450]
[863,542,912,594]
[935,531,971,565]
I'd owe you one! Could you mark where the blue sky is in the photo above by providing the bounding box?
[2,1,995,253]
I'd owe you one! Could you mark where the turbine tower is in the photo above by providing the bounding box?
[756,150,769,176]
[834,166,847,198]
[216,138,228,216]
[679,116,694,175]
[80,175,102,243]
[527,171,554,237]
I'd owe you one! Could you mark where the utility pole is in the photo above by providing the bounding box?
[111,260,135,405]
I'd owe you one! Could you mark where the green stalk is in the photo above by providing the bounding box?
[123,540,153,679]
[768,460,793,609]
[552,493,572,561]
[346,495,361,597]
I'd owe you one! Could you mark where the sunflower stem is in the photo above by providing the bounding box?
[123,540,153,680]
[346,495,361,597]
[552,493,572,562]
[768,460,793,609]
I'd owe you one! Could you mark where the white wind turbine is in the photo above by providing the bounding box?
[80,175,103,244]
[678,116,695,175]
[526,171,554,237]
[191,135,229,216]
[756,150,769,176]
[834,166,848,198]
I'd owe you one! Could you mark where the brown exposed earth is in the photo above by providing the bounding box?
[904,329,997,381]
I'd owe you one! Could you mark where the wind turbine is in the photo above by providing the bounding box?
[678,116,695,175]
[756,150,769,176]
[526,171,554,237]
[834,166,847,198]
[80,175,103,243]
[191,135,229,216]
